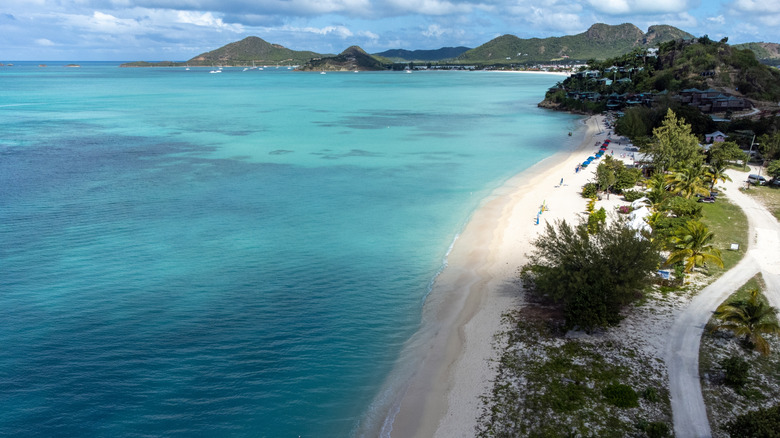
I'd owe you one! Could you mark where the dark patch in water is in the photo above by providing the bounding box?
[310,149,384,160]
[269,150,294,155]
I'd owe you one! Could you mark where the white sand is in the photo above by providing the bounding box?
[388,114,627,437]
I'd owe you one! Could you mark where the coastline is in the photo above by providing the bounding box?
[387,113,607,437]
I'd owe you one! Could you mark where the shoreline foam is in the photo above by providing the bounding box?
[386,113,607,437]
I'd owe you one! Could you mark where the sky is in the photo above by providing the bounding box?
[1,0,779,61]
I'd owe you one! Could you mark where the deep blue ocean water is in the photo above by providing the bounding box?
[0,63,580,437]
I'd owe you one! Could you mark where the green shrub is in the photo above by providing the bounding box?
[582,182,598,199]
[623,189,645,202]
[587,207,607,234]
[641,386,660,403]
[722,355,750,388]
[637,419,670,438]
[602,383,639,408]
[724,404,780,437]
[660,196,703,219]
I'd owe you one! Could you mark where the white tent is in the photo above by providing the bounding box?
[629,205,651,221]
[627,215,652,236]
[631,197,651,210]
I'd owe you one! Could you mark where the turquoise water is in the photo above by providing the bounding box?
[0,63,580,437]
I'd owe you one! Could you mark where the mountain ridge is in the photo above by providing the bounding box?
[456,23,695,64]
[119,24,779,68]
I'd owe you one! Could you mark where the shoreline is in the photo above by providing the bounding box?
[387,113,607,437]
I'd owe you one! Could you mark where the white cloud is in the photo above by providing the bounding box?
[176,10,244,31]
[730,0,780,14]
[280,24,355,38]
[706,15,725,25]
[358,30,379,40]
[587,0,694,15]
[384,0,477,15]
[35,38,55,46]
[422,24,445,37]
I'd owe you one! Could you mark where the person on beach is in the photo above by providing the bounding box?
[560,177,564,186]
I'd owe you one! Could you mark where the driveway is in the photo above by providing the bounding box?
[665,168,780,437]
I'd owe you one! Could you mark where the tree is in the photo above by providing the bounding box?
[665,220,724,273]
[713,289,780,356]
[595,157,618,198]
[521,218,660,332]
[705,163,732,190]
[724,404,780,437]
[647,109,703,172]
[595,156,642,198]
[767,160,780,180]
[665,163,711,199]
[709,141,747,168]
[758,132,780,161]
[645,172,670,207]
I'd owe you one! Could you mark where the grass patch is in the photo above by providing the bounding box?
[699,274,780,437]
[477,310,672,437]
[698,196,749,275]
[744,184,780,221]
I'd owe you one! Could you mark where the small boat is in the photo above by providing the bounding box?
[320,71,326,75]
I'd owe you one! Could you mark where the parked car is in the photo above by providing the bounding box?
[747,174,767,185]
[697,196,716,203]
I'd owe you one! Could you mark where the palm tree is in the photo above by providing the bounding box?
[705,163,732,190]
[646,172,669,207]
[712,289,780,355]
[665,164,711,199]
[665,220,724,273]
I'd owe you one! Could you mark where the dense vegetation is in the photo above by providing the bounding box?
[544,37,780,114]
[298,46,389,71]
[373,47,470,62]
[458,23,693,65]
[521,218,660,331]
[121,36,326,67]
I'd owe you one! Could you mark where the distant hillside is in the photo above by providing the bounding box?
[735,42,780,66]
[373,47,471,62]
[457,23,694,64]
[542,37,780,113]
[186,36,323,66]
[121,36,324,67]
[298,46,388,71]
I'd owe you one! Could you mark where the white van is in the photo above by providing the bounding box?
[747,174,767,185]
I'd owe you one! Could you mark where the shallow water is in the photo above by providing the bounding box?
[0,64,580,437]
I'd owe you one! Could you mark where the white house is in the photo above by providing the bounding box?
[705,131,728,143]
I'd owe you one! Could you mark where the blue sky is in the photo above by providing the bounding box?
[1,0,779,61]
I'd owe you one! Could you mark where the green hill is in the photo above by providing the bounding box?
[298,46,389,71]
[542,36,780,113]
[373,47,471,62]
[186,36,323,66]
[734,42,780,66]
[120,36,324,67]
[457,23,694,64]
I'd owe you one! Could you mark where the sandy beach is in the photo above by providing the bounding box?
[388,113,623,437]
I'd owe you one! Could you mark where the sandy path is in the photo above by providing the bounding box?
[386,114,617,437]
[666,167,780,437]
